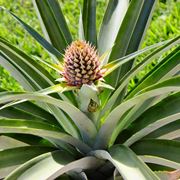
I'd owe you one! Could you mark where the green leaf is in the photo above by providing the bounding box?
[107,0,157,87]
[110,77,180,146]
[116,49,180,134]
[33,55,62,74]
[0,52,33,91]
[124,114,180,147]
[102,39,171,77]
[0,92,97,142]
[13,101,58,125]
[0,119,91,153]
[5,151,101,180]
[3,134,53,147]
[43,156,103,180]
[0,38,79,138]
[0,37,54,91]
[131,139,180,164]
[0,7,62,59]
[82,0,97,45]
[123,92,180,146]
[98,39,172,109]
[0,88,56,124]
[139,155,180,170]
[0,146,56,179]
[0,135,28,178]
[155,130,180,140]
[78,9,85,41]
[146,120,180,140]
[93,145,159,180]
[98,0,129,56]
[126,46,180,99]
[5,150,73,180]
[97,81,114,91]
[0,38,75,104]
[44,105,80,140]
[40,83,78,95]
[94,76,180,149]
[0,135,27,150]
[32,0,72,54]
[139,77,180,94]
[124,113,180,146]
[4,152,53,179]
[101,36,180,120]
[0,106,49,122]
[99,47,113,66]
[0,146,56,169]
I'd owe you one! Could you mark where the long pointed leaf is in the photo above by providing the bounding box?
[99,0,161,114]
[0,146,56,169]
[116,49,180,134]
[0,7,62,59]
[0,38,79,138]
[0,92,97,142]
[131,139,180,164]
[123,92,180,145]
[0,106,49,122]
[46,157,103,180]
[102,39,171,77]
[0,135,27,150]
[126,46,180,99]
[32,0,72,54]
[146,120,180,140]
[100,36,180,120]
[0,146,56,179]
[78,9,85,41]
[107,0,157,87]
[0,119,91,153]
[5,151,101,180]
[0,52,34,91]
[98,0,129,57]
[13,101,58,124]
[6,150,73,180]
[139,155,180,170]
[0,37,54,90]
[93,145,159,180]
[3,134,53,147]
[82,0,97,45]
[156,130,180,140]
[124,113,180,147]
[94,76,180,149]
[98,38,173,109]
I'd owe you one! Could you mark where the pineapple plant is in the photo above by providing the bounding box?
[0,0,180,179]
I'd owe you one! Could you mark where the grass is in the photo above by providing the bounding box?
[0,0,179,91]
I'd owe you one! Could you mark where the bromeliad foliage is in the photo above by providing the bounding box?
[0,0,180,179]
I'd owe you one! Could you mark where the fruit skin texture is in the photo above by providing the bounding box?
[62,40,103,86]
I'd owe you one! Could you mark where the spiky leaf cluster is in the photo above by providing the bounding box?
[0,0,179,179]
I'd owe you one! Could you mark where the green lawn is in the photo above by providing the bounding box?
[0,0,179,91]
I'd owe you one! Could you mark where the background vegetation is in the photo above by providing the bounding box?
[0,0,179,91]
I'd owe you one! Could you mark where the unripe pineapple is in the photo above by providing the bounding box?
[1,0,179,179]
[62,40,103,86]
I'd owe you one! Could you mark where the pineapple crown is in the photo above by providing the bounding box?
[62,40,104,86]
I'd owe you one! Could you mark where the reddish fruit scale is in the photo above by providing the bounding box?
[62,40,103,86]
